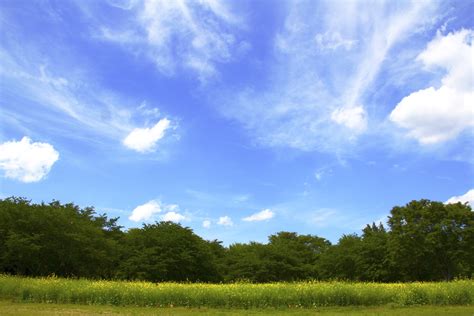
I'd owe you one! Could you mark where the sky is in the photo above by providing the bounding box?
[0,0,473,245]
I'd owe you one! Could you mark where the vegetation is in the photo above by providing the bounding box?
[2,300,474,316]
[0,197,473,282]
[1,275,473,308]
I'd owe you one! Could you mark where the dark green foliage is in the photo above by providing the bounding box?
[118,222,220,282]
[0,196,473,282]
[358,223,392,281]
[223,233,330,282]
[224,242,269,282]
[0,197,122,278]
[387,200,474,281]
[318,234,362,280]
[266,232,330,281]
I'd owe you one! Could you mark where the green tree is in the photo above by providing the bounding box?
[224,242,270,282]
[118,222,220,282]
[387,200,474,281]
[319,234,362,280]
[267,232,330,280]
[358,223,392,281]
[0,197,122,278]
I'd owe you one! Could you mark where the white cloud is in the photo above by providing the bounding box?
[242,209,274,222]
[202,220,211,228]
[217,216,233,226]
[331,105,367,133]
[390,29,474,144]
[0,49,159,147]
[161,211,187,223]
[1,17,179,153]
[123,118,171,152]
[129,199,181,222]
[220,1,436,153]
[0,46,135,137]
[446,189,474,206]
[315,31,357,51]
[99,0,246,81]
[106,0,138,10]
[310,209,338,226]
[314,166,332,181]
[0,137,59,183]
[129,200,162,222]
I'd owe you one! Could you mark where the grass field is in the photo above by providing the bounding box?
[1,301,474,315]
[0,275,473,310]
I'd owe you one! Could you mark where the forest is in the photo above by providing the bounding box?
[0,197,473,283]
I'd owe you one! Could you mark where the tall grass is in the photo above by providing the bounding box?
[0,275,472,308]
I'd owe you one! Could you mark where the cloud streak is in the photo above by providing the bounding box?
[98,0,247,81]
[0,46,175,153]
[219,1,438,153]
[242,209,274,222]
[0,47,133,141]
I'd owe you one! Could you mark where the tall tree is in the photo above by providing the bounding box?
[319,234,362,280]
[0,197,122,278]
[267,232,331,280]
[118,221,220,282]
[387,200,474,281]
[358,223,392,281]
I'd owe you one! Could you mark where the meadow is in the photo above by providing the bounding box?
[0,275,473,310]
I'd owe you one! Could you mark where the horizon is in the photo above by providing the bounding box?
[1,0,473,246]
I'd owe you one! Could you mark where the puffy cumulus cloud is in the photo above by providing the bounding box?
[0,137,59,183]
[390,29,474,144]
[161,211,188,223]
[129,200,162,222]
[331,106,367,134]
[129,199,182,222]
[100,0,246,81]
[123,118,170,153]
[202,220,211,228]
[446,189,474,206]
[242,209,274,222]
[217,216,233,226]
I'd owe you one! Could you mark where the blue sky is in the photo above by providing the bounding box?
[1,0,473,245]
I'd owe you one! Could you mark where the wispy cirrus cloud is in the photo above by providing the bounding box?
[219,1,439,153]
[1,53,128,138]
[0,45,175,152]
[97,0,248,82]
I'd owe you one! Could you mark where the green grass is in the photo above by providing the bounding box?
[0,275,473,309]
[1,300,473,315]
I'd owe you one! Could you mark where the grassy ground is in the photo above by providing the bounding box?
[0,300,473,315]
[1,275,473,309]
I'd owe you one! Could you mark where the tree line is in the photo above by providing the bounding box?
[0,197,473,282]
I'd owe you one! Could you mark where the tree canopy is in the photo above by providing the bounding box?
[0,196,472,282]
